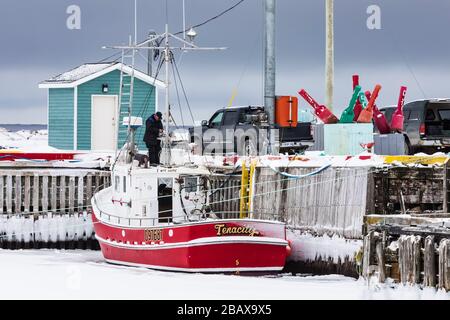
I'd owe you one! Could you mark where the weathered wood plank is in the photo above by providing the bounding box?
[6,175,12,214]
[77,175,84,211]
[412,236,422,284]
[0,176,3,214]
[59,176,66,212]
[15,175,22,214]
[362,231,373,279]
[24,175,30,213]
[424,236,436,287]
[86,175,92,206]
[42,175,48,213]
[376,240,386,283]
[32,175,39,213]
[438,239,450,290]
[51,176,57,212]
[69,176,75,214]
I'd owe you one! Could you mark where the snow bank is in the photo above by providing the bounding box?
[0,250,447,299]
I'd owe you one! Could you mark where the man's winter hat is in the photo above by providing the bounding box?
[156,112,163,119]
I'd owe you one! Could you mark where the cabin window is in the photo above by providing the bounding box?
[123,176,127,193]
[114,175,120,192]
[158,178,173,223]
[184,177,198,193]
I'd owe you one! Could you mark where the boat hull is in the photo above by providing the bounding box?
[92,211,289,273]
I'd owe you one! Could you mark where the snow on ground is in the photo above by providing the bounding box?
[0,128,54,152]
[0,249,448,300]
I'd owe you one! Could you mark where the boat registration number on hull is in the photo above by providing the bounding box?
[144,229,163,241]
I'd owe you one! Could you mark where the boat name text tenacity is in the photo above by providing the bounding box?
[214,224,260,237]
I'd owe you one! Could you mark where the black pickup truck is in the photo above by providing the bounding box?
[189,106,313,155]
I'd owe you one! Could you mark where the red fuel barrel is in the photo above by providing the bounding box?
[275,96,298,127]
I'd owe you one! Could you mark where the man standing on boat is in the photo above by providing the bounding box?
[143,111,163,165]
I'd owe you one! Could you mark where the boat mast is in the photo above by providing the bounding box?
[104,8,226,167]
[163,23,171,166]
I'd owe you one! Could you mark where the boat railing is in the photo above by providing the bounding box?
[94,207,283,227]
[92,184,283,227]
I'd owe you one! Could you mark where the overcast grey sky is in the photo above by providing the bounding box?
[1,0,450,124]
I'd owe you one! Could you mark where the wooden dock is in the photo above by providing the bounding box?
[0,168,110,248]
[362,159,450,290]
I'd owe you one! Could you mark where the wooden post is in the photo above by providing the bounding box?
[86,175,92,207]
[42,175,48,213]
[14,175,21,214]
[398,235,408,284]
[24,175,30,213]
[0,176,3,214]
[362,231,374,279]
[6,175,12,214]
[77,175,84,212]
[32,175,39,213]
[51,176,57,212]
[399,235,422,284]
[423,235,436,287]
[59,176,66,212]
[438,239,450,290]
[69,176,75,214]
[444,161,448,213]
[412,236,422,284]
[376,240,386,283]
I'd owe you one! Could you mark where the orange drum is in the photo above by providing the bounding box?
[275,96,298,127]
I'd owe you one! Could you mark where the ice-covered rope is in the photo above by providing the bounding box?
[260,159,332,179]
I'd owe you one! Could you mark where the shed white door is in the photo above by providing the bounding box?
[91,95,117,150]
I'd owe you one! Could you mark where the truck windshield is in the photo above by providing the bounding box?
[210,111,224,126]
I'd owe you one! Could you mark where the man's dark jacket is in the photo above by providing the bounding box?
[143,114,163,146]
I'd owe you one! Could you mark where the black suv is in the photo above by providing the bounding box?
[379,99,450,154]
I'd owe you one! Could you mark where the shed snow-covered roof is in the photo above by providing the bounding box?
[39,62,165,89]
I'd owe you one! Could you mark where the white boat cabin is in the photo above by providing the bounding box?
[93,164,212,227]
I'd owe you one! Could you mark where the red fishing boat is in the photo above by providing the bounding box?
[90,23,290,273]
[91,165,290,273]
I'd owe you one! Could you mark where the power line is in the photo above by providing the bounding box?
[174,0,246,36]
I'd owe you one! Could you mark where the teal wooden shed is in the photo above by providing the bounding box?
[39,62,165,151]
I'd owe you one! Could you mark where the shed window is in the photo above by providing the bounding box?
[123,176,127,193]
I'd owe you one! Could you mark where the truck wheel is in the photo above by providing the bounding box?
[244,139,257,157]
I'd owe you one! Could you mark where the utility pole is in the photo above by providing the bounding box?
[325,0,334,111]
[264,0,276,154]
